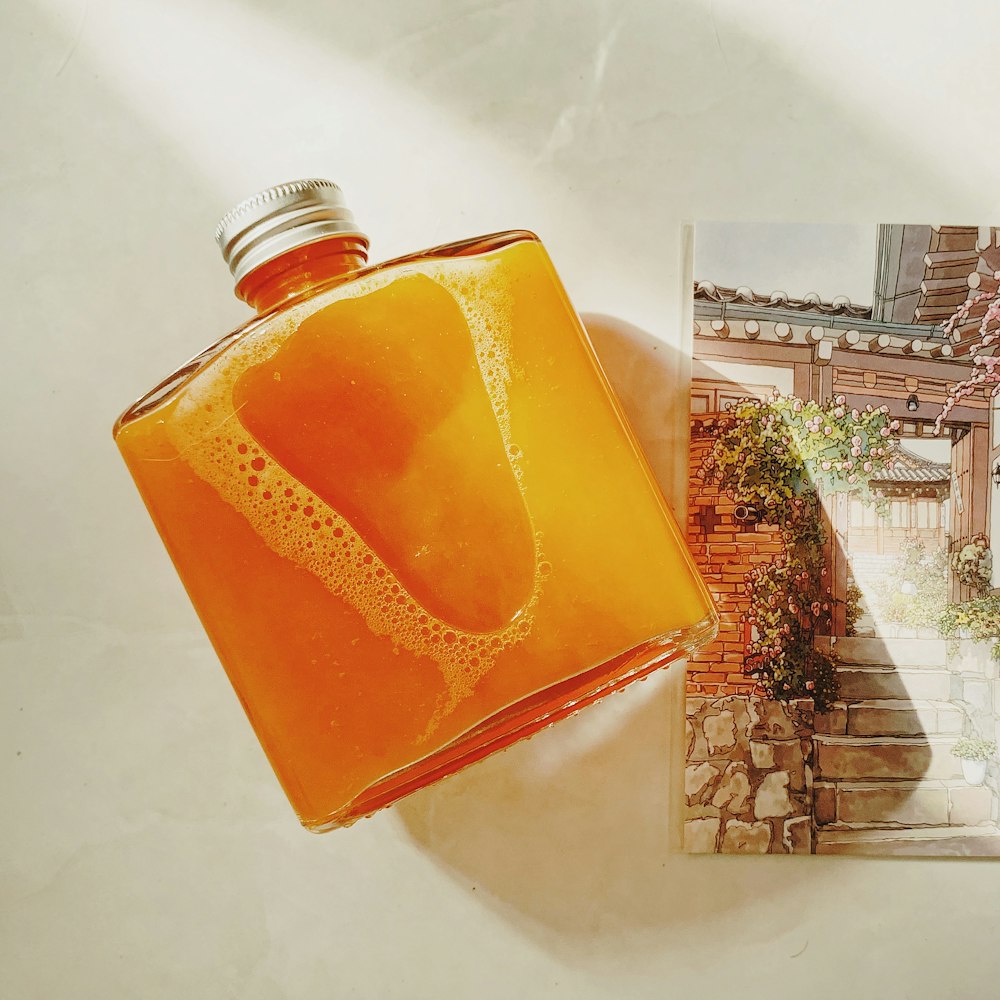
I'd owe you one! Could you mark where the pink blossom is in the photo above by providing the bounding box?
[880,426,891,437]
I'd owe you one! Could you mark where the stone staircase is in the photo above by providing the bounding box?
[813,637,999,856]
[845,553,894,584]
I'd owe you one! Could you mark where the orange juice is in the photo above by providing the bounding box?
[114,180,716,829]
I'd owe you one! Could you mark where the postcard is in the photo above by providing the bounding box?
[684,223,1000,857]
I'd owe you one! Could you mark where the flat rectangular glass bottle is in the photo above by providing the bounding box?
[114,179,717,830]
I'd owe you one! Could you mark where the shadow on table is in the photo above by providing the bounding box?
[393,313,845,956]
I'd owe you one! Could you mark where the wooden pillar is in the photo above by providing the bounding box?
[793,362,811,401]
[949,425,990,602]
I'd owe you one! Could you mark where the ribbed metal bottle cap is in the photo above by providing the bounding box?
[214,179,369,285]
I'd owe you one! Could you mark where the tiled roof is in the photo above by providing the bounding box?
[694,281,872,319]
[870,444,950,484]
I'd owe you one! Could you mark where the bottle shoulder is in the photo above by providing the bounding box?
[114,230,545,436]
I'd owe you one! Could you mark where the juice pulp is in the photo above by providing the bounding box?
[115,234,715,829]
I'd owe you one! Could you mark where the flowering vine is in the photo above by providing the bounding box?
[701,392,898,710]
[936,285,1000,431]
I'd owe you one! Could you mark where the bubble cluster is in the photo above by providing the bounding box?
[170,255,546,713]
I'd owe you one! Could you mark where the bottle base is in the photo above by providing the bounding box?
[303,609,718,832]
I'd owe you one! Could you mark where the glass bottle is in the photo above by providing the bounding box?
[114,179,717,831]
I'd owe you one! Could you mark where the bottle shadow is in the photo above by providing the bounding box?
[393,313,843,954]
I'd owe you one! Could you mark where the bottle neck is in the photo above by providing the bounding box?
[236,236,369,313]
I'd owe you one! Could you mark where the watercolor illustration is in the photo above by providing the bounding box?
[684,224,1000,856]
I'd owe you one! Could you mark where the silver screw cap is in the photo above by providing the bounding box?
[214,178,369,285]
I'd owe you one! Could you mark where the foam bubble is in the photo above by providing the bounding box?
[169,255,545,722]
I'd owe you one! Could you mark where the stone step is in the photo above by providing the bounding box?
[813,734,963,781]
[814,778,994,828]
[816,699,963,737]
[834,667,951,702]
[817,636,946,668]
[816,825,1000,856]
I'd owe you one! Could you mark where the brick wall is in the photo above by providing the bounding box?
[687,424,784,697]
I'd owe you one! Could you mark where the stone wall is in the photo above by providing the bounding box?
[687,425,782,698]
[948,640,1000,824]
[685,695,815,854]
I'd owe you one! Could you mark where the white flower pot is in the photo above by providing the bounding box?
[961,759,988,785]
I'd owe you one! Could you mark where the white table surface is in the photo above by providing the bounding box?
[4,2,1000,997]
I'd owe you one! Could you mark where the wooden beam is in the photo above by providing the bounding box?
[694,339,811,364]
[838,329,861,349]
[915,303,967,322]
[744,319,761,340]
[925,263,981,280]
[928,342,954,359]
[868,333,892,353]
[930,226,979,253]
[920,277,974,297]
[829,349,970,382]
[774,322,793,342]
[710,319,730,338]
[924,250,980,267]
[968,270,1000,294]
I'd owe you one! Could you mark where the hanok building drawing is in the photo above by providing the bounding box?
[690,223,997,658]
[684,224,1000,857]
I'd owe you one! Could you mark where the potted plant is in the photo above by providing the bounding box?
[951,535,993,596]
[952,736,997,785]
